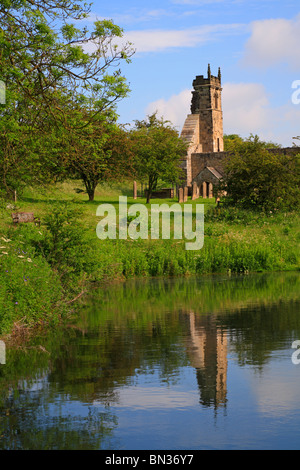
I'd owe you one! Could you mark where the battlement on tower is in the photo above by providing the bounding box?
[191,65,223,115]
[192,67,221,88]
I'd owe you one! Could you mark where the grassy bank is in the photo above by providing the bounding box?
[0,181,299,335]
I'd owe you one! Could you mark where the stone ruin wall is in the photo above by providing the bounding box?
[190,147,299,184]
[191,151,227,182]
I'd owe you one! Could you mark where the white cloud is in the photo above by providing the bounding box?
[222,82,273,136]
[223,82,300,145]
[146,83,273,136]
[82,23,244,56]
[250,362,300,418]
[106,385,199,410]
[146,89,192,131]
[123,23,245,53]
[242,13,300,69]
[82,17,245,55]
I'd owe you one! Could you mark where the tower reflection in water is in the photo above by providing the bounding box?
[186,312,228,410]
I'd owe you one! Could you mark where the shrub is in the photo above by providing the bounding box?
[221,135,300,211]
[0,236,64,334]
[32,203,102,290]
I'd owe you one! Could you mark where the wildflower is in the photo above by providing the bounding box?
[27,258,32,263]
[18,255,25,258]
[1,252,8,255]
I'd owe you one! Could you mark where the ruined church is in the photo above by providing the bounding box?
[180,65,297,199]
[180,64,226,198]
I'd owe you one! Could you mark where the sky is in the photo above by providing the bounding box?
[88,0,300,146]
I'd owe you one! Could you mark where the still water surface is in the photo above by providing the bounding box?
[0,273,300,450]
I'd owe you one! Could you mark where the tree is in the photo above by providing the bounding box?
[293,136,300,147]
[223,134,245,151]
[0,1,134,117]
[224,133,281,151]
[0,0,134,198]
[62,110,133,201]
[130,114,187,204]
[221,135,300,211]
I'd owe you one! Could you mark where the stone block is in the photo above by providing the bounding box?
[192,182,199,200]
[184,186,188,202]
[178,187,184,203]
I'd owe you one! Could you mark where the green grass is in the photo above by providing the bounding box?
[0,180,299,335]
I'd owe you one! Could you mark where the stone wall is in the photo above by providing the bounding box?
[191,151,227,182]
[144,188,174,199]
[190,147,299,184]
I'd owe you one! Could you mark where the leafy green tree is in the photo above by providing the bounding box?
[223,134,245,151]
[0,0,134,198]
[221,135,300,211]
[293,136,300,147]
[224,133,281,152]
[0,1,133,115]
[130,114,187,203]
[63,110,133,201]
[0,93,66,198]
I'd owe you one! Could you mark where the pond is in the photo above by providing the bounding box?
[0,272,299,450]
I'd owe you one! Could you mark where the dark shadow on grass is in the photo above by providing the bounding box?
[20,195,215,208]
[20,196,87,205]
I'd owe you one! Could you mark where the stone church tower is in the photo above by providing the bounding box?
[191,64,224,153]
[181,65,224,186]
[179,67,297,197]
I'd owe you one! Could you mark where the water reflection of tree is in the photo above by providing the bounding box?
[47,310,189,404]
[221,299,300,370]
[0,313,191,449]
[0,390,118,450]
[0,273,299,448]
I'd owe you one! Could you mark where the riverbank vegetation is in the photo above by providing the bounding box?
[0,181,299,336]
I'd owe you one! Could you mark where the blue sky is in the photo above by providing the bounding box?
[89,0,300,146]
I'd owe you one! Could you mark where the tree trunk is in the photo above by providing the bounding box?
[88,190,95,201]
[82,176,97,202]
[147,174,157,204]
[146,190,151,204]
